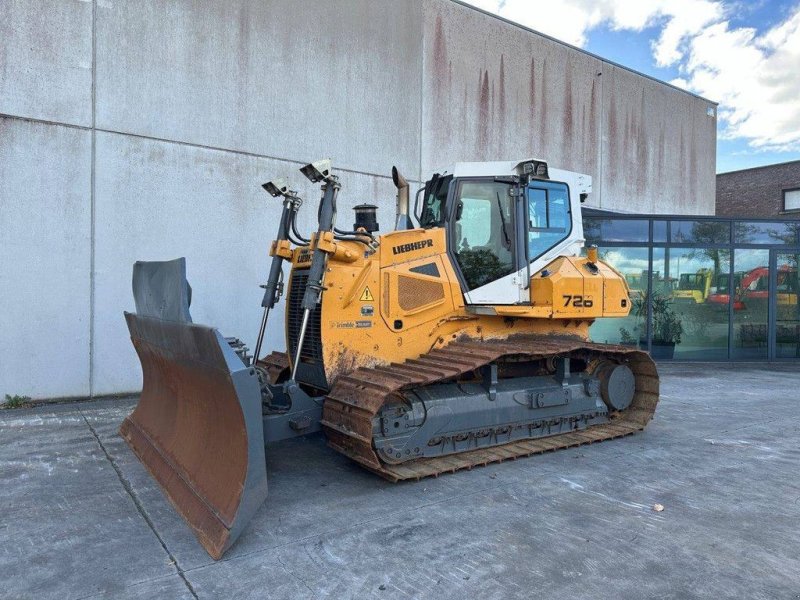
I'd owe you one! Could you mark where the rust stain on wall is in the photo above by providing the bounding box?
[499,54,506,155]
[657,125,666,195]
[679,128,688,204]
[433,15,447,79]
[540,58,548,145]
[462,82,469,144]
[563,60,574,160]
[607,89,618,181]
[478,69,490,156]
[433,14,448,148]
[689,124,698,205]
[586,77,598,167]
[529,57,537,144]
[235,2,253,132]
[636,88,648,197]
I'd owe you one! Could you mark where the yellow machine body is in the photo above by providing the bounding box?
[120,158,659,561]
[672,268,713,304]
[288,226,633,385]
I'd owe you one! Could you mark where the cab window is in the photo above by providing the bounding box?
[527,182,571,260]
[420,175,452,228]
[452,180,515,290]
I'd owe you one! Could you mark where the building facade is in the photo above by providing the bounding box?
[1,0,717,400]
[585,210,800,360]
[717,160,800,218]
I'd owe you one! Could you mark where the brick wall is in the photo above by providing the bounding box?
[716,160,800,218]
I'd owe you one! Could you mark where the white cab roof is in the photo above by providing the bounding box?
[436,158,592,195]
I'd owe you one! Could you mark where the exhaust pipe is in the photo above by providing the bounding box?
[392,166,413,230]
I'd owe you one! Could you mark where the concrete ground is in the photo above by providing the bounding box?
[1,364,799,600]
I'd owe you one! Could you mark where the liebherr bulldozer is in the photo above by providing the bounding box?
[121,158,659,559]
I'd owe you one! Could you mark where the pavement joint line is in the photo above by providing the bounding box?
[274,550,318,597]
[70,572,185,600]
[78,408,199,600]
[181,476,527,572]
[59,395,774,578]
[181,446,661,574]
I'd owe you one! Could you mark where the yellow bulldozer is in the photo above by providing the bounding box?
[121,158,659,559]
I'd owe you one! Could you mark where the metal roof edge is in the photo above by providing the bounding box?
[582,208,800,222]
[717,158,800,176]
[449,0,719,106]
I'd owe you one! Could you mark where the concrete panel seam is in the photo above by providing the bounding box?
[418,7,425,185]
[89,0,97,398]
[0,112,93,132]
[92,129,399,182]
[599,62,605,208]
[79,409,198,599]
[0,113,398,182]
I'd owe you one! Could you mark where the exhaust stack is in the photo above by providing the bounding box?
[392,166,413,230]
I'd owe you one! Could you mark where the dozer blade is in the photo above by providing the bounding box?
[120,258,267,559]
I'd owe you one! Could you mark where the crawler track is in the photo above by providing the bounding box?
[258,351,290,384]
[322,336,659,482]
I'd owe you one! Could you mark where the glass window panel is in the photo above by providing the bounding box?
[775,251,800,359]
[453,181,516,290]
[784,189,800,212]
[650,247,670,297]
[734,221,798,245]
[589,247,648,347]
[732,249,769,359]
[670,220,730,244]
[583,219,649,243]
[653,220,667,243]
[527,182,571,260]
[664,247,730,359]
[583,218,601,244]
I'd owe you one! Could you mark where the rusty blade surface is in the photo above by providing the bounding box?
[121,312,268,560]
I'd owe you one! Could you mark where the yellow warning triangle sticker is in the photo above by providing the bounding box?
[359,287,374,302]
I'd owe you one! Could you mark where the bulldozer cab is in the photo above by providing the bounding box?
[419,159,589,304]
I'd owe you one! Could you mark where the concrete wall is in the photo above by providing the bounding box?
[717,160,800,218]
[0,0,717,400]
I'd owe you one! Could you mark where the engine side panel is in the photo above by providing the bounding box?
[286,229,630,389]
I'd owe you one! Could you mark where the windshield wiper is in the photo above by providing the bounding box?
[496,192,511,249]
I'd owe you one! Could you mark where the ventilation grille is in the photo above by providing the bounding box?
[397,276,445,311]
[287,269,323,364]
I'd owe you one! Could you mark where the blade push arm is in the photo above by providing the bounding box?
[253,179,302,365]
[291,160,340,382]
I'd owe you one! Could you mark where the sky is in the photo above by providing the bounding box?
[462,0,800,173]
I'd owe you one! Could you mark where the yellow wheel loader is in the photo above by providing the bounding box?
[121,158,659,559]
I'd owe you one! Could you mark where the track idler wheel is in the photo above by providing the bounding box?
[595,361,635,411]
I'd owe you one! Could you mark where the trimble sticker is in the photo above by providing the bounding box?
[333,320,373,329]
[392,239,433,255]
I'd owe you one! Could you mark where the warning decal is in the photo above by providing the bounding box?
[359,287,374,302]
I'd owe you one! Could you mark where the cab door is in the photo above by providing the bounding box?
[448,178,519,302]
[448,175,583,306]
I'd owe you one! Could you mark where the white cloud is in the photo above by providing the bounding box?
[466,1,722,63]
[464,0,800,153]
